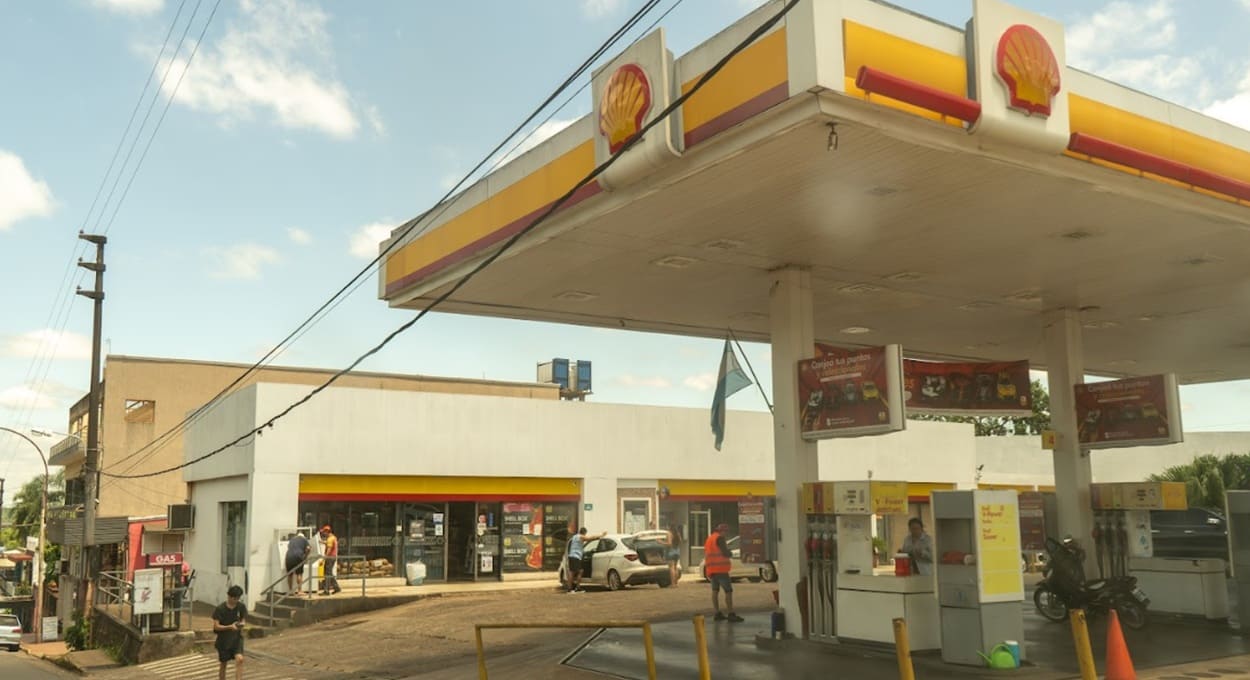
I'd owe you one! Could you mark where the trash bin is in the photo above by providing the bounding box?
[406,561,426,586]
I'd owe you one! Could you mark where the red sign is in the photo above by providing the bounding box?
[737,499,767,565]
[799,344,904,439]
[903,359,1031,416]
[148,552,183,567]
[599,63,652,154]
[995,24,1061,117]
[1018,492,1046,551]
[1074,374,1183,449]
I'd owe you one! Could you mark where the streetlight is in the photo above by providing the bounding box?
[0,426,51,643]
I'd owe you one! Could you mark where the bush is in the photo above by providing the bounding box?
[64,613,91,651]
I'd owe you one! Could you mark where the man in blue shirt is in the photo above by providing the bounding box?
[566,527,605,593]
[285,532,312,596]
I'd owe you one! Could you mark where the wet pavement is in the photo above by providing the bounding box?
[567,605,1250,679]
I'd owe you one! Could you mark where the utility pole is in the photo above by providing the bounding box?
[76,232,106,614]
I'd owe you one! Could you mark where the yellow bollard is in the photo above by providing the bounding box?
[642,622,658,680]
[693,615,712,680]
[475,625,488,680]
[1069,609,1098,680]
[892,618,916,680]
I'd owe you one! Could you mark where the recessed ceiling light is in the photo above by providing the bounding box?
[840,326,872,335]
[1061,229,1096,240]
[886,271,924,282]
[730,311,767,321]
[1079,305,1101,313]
[839,283,881,295]
[651,255,699,269]
[1082,320,1119,329]
[1107,359,1138,367]
[959,301,995,311]
[703,239,743,251]
[554,290,598,302]
[866,185,899,197]
[1006,289,1042,303]
[1137,314,1162,322]
[1180,254,1224,267]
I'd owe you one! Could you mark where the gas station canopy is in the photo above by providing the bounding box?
[380,0,1250,384]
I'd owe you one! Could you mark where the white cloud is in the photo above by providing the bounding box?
[1066,0,1175,67]
[0,150,54,232]
[1205,70,1250,130]
[350,221,394,259]
[582,0,625,19]
[0,381,82,411]
[1065,0,1213,108]
[286,227,312,245]
[683,372,718,391]
[161,0,361,138]
[1,329,92,361]
[495,118,578,169]
[617,374,672,389]
[92,0,164,15]
[205,243,281,279]
[366,105,386,136]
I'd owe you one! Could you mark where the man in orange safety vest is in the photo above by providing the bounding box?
[704,523,743,622]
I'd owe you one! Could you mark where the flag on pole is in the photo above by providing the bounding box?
[711,338,752,450]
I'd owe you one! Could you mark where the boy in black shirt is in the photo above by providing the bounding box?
[212,585,246,680]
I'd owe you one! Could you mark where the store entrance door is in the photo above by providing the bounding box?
[401,503,446,582]
[690,510,712,567]
[447,502,477,581]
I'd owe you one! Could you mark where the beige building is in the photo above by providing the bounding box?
[49,355,558,519]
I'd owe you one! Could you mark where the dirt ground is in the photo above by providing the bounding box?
[249,579,778,679]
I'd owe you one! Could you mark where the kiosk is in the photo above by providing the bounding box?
[933,489,1025,666]
[831,481,940,649]
[1092,482,1229,620]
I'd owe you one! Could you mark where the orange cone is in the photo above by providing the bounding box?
[1105,609,1137,679]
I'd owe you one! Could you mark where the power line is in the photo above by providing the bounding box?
[0,0,200,476]
[103,0,673,477]
[101,0,802,481]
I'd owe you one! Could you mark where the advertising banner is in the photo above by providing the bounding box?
[1018,492,1046,551]
[738,499,767,565]
[799,344,905,439]
[133,568,164,616]
[974,496,1024,603]
[903,359,1032,416]
[501,503,544,571]
[1075,374,1183,449]
[869,481,909,515]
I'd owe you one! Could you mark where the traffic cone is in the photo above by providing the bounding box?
[1105,610,1137,679]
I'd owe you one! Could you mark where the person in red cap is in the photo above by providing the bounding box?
[319,525,341,596]
[703,523,742,622]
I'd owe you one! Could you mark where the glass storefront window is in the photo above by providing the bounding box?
[541,503,575,571]
[298,501,397,577]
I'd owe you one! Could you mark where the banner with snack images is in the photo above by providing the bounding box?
[903,359,1032,416]
[799,344,905,439]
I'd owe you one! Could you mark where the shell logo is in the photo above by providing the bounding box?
[599,63,652,154]
[995,24,1061,117]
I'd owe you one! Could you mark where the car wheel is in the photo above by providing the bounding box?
[607,570,624,591]
[760,562,779,583]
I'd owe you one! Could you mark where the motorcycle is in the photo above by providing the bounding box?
[1033,537,1150,630]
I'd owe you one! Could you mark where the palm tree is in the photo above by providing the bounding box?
[1148,453,1250,510]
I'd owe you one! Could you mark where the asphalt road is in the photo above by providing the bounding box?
[0,650,77,679]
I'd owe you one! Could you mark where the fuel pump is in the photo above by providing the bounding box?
[802,482,837,641]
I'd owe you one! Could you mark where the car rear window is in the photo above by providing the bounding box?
[0,615,18,627]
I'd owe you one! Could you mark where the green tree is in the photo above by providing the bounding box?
[1148,453,1250,510]
[0,471,64,547]
[908,379,1051,436]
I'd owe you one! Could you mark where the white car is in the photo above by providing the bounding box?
[699,535,779,583]
[558,531,672,591]
[0,613,21,652]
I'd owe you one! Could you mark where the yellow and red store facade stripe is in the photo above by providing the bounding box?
[298,475,582,503]
[659,479,776,502]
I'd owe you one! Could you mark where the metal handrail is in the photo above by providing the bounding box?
[258,553,372,619]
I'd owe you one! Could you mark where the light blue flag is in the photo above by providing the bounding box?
[711,338,752,451]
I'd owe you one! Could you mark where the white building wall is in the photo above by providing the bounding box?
[247,470,302,599]
[817,420,978,487]
[977,432,1250,487]
[186,476,250,606]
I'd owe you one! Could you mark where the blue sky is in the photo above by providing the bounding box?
[1,0,1249,490]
